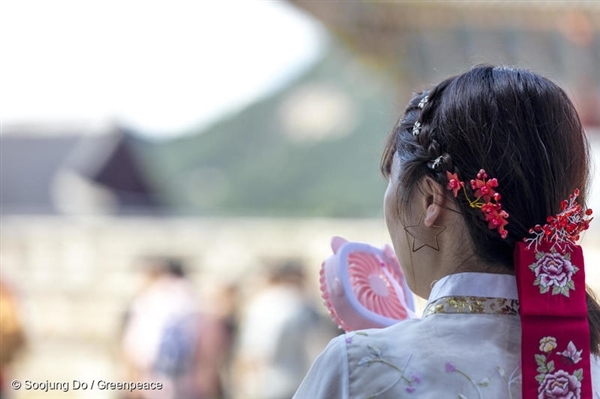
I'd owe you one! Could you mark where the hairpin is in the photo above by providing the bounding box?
[418,95,429,109]
[446,169,509,239]
[430,155,444,171]
[524,188,593,253]
[412,121,421,136]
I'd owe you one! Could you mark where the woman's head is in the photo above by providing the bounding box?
[382,65,590,285]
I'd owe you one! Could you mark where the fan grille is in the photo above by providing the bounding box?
[348,252,408,319]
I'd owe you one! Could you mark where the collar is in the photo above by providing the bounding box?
[423,273,519,318]
[427,272,519,305]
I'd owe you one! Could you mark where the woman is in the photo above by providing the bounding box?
[293,65,600,398]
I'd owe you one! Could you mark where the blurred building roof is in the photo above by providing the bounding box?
[290,1,600,34]
[1,123,164,215]
[288,1,600,126]
[140,40,398,217]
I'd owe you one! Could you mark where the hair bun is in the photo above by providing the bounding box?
[427,140,441,159]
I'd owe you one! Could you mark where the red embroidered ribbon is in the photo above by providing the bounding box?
[514,242,592,399]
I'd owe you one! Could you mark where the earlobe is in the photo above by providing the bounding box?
[422,178,445,227]
[423,202,442,227]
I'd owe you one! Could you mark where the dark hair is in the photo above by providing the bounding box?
[140,256,186,277]
[381,65,600,355]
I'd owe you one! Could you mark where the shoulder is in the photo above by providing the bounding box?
[343,318,422,357]
[293,335,348,399]
[293,321,427,399]
[342,315,521,398]
[295,314,522,399]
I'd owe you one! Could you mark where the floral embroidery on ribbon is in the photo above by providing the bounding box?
[529,250,578,297]
[539,337,557,353]
[557,341,583,365]
[518,190,592,398]
[535,337,583,399]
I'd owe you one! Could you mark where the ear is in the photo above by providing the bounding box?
[421,177,445,227]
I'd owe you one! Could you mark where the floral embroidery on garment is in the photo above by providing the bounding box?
[353,333,421,397]
[345,331,368,345]
[445,361,491,399]
[497,364,522,399]
[347,327,525,399]
[535,337,583,398]
[357,347,420,397]
[529,250,578,297]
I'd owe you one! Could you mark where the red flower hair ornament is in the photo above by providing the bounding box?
[445,169,509,239]
[523,188,593,254]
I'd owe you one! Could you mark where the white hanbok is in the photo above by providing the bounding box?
[293,273,600,399]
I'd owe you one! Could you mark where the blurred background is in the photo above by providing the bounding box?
[1,1,599,398]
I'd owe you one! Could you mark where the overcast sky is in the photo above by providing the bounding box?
[0,0,326,139]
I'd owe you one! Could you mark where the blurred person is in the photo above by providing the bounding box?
[0,280,26,399]
[233,259,338,399]
[121,257,228,399]
[293,66,600,398]
[208,282,240,399]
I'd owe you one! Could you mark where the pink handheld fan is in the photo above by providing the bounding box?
[320,236,417,331]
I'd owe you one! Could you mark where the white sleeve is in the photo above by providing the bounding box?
[592,355,600,398]
[293,335,348,399]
